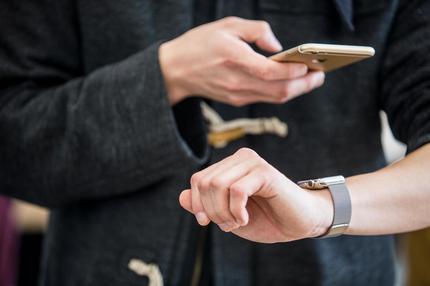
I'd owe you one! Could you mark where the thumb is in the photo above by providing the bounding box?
[228,18,282,52]
[179,189,193,213]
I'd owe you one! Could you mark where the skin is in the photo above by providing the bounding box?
[159,17,325,106]
[179,145,430,243]
[159,16,430,243]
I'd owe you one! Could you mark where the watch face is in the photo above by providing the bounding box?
[297,176,345,190]
[297,179,325,190]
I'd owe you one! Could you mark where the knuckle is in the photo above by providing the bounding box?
[257,21,271,33]
[221,57,237,68]
[254,168,269,185]
[262,164,272,174]
[224,95,241,106]
[190,173,201,187]
[277,89,288,100]
[229,185,246,217]
[279,83,292,99]
[278,97,289,103]
[198,178,212,192]
[231,97,247,107]
[275,93,289,103]
[210,176,227,189]
[225,94,237,103]
[222,16,241,27]
[257,165,272,180]
[255,66,273,81]
[230,184,245,199]
[236,147,258,158]
[223,78,242,92]
[253,156,268,168]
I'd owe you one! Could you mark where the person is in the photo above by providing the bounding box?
[0,1,322,285]
[0,197,18,286]
[0,0,429,285]
[177,1,429,284]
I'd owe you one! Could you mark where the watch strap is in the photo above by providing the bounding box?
[319,182,351,238]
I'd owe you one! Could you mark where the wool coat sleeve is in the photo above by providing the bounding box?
[379,0,430,153]
[0,1,207,207]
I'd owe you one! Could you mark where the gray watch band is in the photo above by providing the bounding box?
[323,182,351,238]
[297,176,351,238]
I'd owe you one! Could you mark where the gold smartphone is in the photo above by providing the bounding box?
[270,43,375,72]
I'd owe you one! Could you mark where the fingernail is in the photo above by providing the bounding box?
[271,38,283,51]
[196,212,208,225]
[317,72,325,83]
[268,31,283,51]
[218,222,233,232]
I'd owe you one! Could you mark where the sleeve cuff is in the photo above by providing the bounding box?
[407,133,430,154]
[126,41,209,172]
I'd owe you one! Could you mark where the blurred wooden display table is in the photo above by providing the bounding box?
[407,228,430,286]
[12,200,48,233]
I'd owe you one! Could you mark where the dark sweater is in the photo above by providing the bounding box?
[0,0,429,285]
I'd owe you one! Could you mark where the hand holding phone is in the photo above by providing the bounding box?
[160,17,326,106]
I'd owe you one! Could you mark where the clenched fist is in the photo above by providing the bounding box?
[179,148,334,243]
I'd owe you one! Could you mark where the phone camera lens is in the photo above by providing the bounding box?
[312,58,327,63]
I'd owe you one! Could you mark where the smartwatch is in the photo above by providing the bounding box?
[297,176,351,238]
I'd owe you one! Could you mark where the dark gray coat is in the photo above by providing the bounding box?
[1,0,429,285]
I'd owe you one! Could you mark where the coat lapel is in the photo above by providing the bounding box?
[333,0,355,31]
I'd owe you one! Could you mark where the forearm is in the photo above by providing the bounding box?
[0,44,206,207]
[345,143,430,235]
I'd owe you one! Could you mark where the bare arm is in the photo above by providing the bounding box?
[179,145,430,243]
[346,143,430,235]
[178,0,430,243]
[345,0,430,235]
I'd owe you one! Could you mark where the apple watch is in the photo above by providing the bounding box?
[297,176,351,238]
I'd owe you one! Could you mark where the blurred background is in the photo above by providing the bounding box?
[0,112,429,286]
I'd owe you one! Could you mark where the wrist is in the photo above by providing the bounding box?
[308,188,334,237]
[159,41,188,105]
